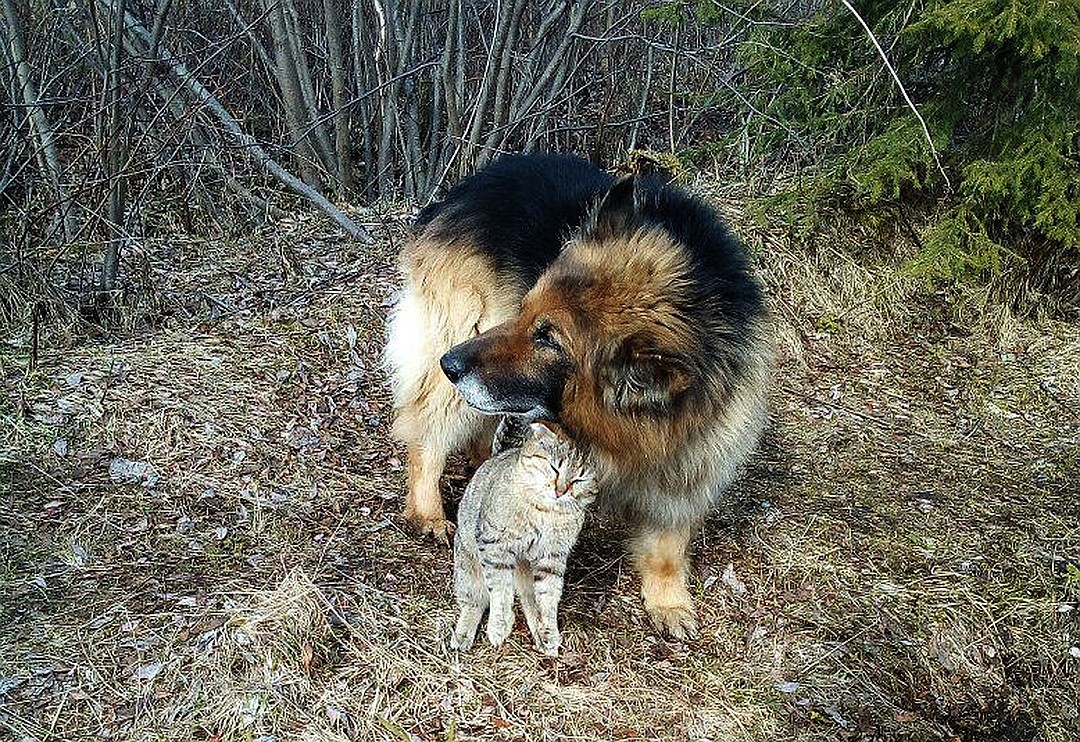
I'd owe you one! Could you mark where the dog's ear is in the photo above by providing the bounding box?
[589,175,640,240]
[601,334,692,416]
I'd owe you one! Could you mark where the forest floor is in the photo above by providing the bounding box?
[2,200,1078,742]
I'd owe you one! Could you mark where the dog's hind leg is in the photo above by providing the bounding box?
[630,523,699,641]
[393,371,483,544]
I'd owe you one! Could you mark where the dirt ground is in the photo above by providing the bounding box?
[2,205,1078,742]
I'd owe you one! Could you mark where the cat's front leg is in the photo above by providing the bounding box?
[514,566,541,645]
[532,561,566,656]
[450,537,488,651]
[480,547,516,648]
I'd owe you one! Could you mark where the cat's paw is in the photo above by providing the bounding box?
[537,638,561,657]
[449,629,475,652]
[534,627,561,657]
[645,602,699,642]
[486,620,512,648]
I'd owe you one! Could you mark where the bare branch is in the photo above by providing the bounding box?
[112,4,372,242]
[839,0,951,191]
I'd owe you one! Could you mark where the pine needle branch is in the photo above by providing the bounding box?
[840,0,952,192]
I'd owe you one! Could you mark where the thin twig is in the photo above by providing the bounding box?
[839,0,952,191]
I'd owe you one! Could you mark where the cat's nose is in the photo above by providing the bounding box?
[440,349,468,384]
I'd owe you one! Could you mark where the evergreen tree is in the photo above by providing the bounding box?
[725,0,1080,302]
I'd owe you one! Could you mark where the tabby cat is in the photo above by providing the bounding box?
[450,420,598,656]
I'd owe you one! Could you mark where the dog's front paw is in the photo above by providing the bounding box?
[404,510,455,546]
[645,601,699,642]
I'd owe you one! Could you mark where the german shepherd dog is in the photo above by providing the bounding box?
[384,153,769,639]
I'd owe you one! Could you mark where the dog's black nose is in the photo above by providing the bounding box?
[440,350,467,384]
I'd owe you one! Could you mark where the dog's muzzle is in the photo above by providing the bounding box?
[439,348,468,384]
[439,343,549,416]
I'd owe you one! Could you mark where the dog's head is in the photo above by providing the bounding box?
[440,176,699,425]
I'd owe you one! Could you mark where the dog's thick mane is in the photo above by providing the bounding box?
[414,153,613,289]
[506,173,764,471]
[574,174,766,405]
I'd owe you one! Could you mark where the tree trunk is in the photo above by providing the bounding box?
[371,0,397,198]
[466,0,518,167]
[514,1,592,150]
[324,0,354,195]
[479,0,527,160]
[284,0,336,174]
[351,0,376,198]
[101,0,126,295]
[265,0,323,190]
[395,0,422,197]
[629,43,654,151]
[2,0,75,241]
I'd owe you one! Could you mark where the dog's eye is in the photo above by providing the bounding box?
[531,323,561,351]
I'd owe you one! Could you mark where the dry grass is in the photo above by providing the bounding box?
[2,203,1078,742]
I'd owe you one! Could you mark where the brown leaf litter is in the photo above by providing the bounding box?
[1,205,1078,741]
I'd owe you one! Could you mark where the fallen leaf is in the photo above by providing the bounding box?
[300,642,314,674]
[722,562,747,596]
[824,704,850,729]
[109,458,158,487]
[132,662,163,682]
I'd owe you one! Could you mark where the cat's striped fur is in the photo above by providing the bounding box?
[450,421,597,656]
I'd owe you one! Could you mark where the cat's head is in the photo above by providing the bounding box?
[519,421,599,509]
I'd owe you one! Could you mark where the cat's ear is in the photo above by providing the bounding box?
[527,421,558,444]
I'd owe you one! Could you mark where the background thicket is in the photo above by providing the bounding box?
[728,0,1079,308]
[1,0,1078,328]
